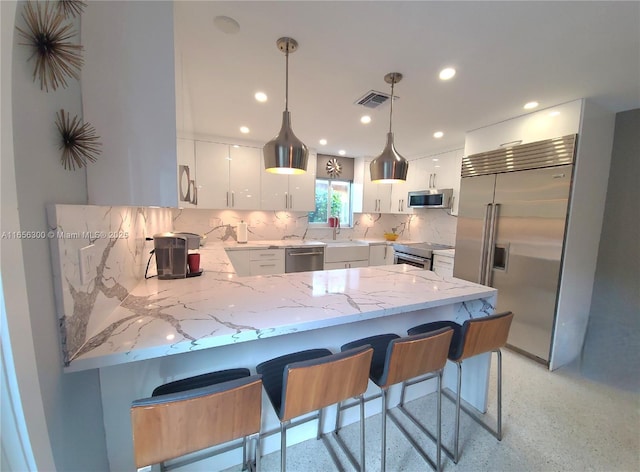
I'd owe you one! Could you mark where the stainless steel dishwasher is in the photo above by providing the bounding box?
[285,247,325,273]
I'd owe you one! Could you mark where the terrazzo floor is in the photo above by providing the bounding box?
[246,349,639,472]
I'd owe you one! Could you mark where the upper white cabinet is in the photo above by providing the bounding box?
[464,100,582,156]
[196,142,262,210]
[261,152,317,211]
[361,160,393,213]
[83,1,178,206]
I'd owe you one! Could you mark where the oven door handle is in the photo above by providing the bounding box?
[395,252,428,266]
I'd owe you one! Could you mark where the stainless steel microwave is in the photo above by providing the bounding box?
[407,189,453,209]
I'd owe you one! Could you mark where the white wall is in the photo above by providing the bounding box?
[2,1,108,469]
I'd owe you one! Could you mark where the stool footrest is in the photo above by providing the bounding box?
[441,388,501,440]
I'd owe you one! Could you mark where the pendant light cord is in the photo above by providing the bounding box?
[284,42,289,112]
[389,78,395,133]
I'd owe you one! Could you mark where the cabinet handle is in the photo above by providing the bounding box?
[284,194,288,208]
[226,191,229,207]
[231,191,235,207]
[191,182,198,205]
[433,173,437,188]
[289,194,293,209]
[259,264,276,267]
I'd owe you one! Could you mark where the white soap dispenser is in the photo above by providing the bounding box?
[237,220,248,244]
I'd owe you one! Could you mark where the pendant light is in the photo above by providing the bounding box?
[263,37,308,174]
[369,72,409,183]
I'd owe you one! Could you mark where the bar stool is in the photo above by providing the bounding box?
[131,370,262,471]
[340,329,453,472]
[256,346,373,472]
[405,311,514,463]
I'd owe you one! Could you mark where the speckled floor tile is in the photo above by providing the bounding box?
[224,349,639,472]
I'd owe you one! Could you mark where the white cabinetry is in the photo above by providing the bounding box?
[261,152,317,211]
[432,252,454,277]
[82,1,177,206]
[369,244,395,266]
[196,142,261,210]
[362,160,392,213]
[464,100,583,156]
[249,249,285,275]
[409,149,463,215]
[226,249,285,276]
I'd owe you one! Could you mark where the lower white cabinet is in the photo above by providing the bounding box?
[324,260,369,270]
[369,244,394,266]
[249,249,285,275]
[432,253,454,277]
[226,249,285,276]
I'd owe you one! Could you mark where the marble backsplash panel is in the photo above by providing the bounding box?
[47,204,173,364]
[173,209,457,246]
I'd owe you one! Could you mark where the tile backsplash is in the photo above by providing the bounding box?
[48,204,457,366]
[173,209,457,246]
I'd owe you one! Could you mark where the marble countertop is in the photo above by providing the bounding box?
[220,238,399,250]
[66,242,486,372]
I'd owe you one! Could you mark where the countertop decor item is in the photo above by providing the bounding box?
[55,109,102,170]
[263,37,309,175]
[370,72,409,183]
[57,0,87,18]
[384,233,399,241]
[16,1,84,91]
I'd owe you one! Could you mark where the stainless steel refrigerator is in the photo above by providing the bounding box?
[453,134,577,363]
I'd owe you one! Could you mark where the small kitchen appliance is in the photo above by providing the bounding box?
[153,232,201,279]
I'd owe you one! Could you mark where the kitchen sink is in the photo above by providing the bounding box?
[322,241,370,263]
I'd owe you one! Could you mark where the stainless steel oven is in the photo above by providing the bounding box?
[392,242,454,270]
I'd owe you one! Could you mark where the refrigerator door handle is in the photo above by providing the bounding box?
[484,203,500,286]
[479,203,493,284]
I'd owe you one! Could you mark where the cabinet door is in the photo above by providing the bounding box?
[261,172,289,210]
[288,151,317,211]
[229,146,261,210]
[225,249,251,277]
[261,151,317,211]
[369,245,387,266]
[362,161,393,213]
[177,138,196,207]
[195,141,230,209]
[433,254,454,277]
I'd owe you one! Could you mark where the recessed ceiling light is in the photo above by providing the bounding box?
[439,68,456,80]
[433,131,444,138]
[240,126,250,134]
[319,139,327,146]
[432,158,439,162]
[524,101,539,110]
[255,92,267,102]
[213,16,240,34]
[338,150,346,156]
[232,144,240,148]
[549,111,561,117]
[360,115,372,124]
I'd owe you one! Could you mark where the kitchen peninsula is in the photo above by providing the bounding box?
[47,205,495,471]
[84,245,496,471]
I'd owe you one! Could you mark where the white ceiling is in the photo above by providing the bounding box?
[174,1,640,160]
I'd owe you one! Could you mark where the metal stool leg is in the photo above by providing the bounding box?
[497,349,503,440]
[454,361,462,464]
[381,388,388,472]
[436,369,442,472]
[280,421,288,472]
[360,395,365,472]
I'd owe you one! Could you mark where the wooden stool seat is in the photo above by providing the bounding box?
[406,311,514,463]
[256,346,373,472]
[340,328,454,472]
[131,372,262,471]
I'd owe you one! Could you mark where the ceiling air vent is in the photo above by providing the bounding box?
[355,90,394,109]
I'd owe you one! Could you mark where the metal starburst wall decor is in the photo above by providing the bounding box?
[55,109,102,170]
[57,0,87,18]
[16,1,84,92]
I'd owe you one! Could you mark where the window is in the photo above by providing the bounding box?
[308,179,352,226]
